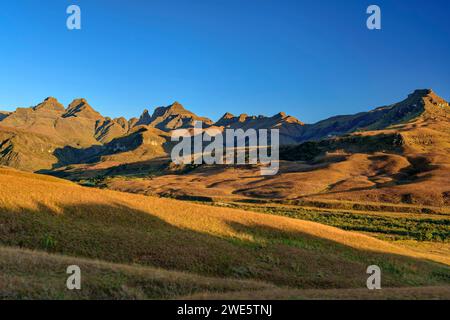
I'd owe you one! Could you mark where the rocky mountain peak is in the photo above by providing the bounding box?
[33,97,65,112]
[397,88,449,116]
[136,109,152,126]
[134,102,212,130]
[152,102,190,118]
[167,101,185,112]
[408,89,433,98]
[221,112,234,120]
[64,98,103,119]
[274,112,287,118]
[215,112,236,127]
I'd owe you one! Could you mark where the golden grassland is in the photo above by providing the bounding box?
[0,167,449,299]
[0,246,272,300]
[3,246,449,300]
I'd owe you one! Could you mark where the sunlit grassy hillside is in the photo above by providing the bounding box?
[0,167,449,299]
[0,246,273,300]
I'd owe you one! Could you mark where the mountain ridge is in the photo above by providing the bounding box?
[0,89,448,173]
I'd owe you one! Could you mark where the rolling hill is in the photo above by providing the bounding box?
[0,167,449,299]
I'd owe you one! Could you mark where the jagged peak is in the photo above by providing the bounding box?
[214,112,237,126]
[33,97,65,112]
[406,89,448,104]
[168,101,185,110]
[156,102,188,115]
[398,89,449,113]
[274,112,287,118]
[44,96,58,102]
[67,98,90,109]
[70,98,90,105]
[271,112,304,125]
[220,112,235,120]
[64,98,103,119]
[150,102,201,121]
[408,89,433,98]
[136,109,152,126]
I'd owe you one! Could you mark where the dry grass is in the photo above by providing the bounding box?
[3,246,446,300]
[0,166,449,300]
[0,246,273,299]
[185,286,450,300]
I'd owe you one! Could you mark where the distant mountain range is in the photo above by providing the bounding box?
[0,89,448,172]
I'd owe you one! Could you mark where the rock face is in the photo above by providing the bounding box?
[0,89,448,173]
[214,112,305,145]
[135,102,213,130]
[1,98,103,146]
[63,98,103,120]
[33,97,66,112]
[0,99,213,171]
[0,97,111,171]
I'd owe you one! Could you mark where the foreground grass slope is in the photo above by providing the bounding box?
[0,167,449,298]
[2,246,448,300]
[0,246,272,299]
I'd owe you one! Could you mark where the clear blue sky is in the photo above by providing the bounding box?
[0,0,449,123]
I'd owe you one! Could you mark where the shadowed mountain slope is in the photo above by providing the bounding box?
[0,111,11,121]
[298,89,449,142]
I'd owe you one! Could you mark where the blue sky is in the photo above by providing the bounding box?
[0,0,449,123]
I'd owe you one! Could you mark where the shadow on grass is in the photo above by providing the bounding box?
[0,201,448,289]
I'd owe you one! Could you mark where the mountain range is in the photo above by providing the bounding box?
[0,95,304,171]
[0,89,449,184]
